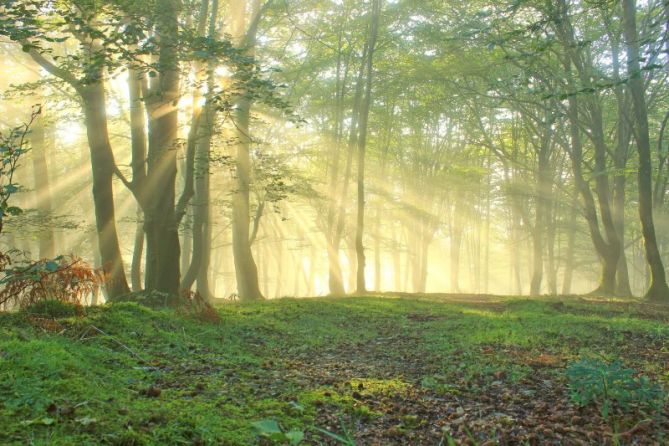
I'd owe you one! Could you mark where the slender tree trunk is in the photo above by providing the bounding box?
[175,0,216,300]
[419,231,431,293]
[354,0,381,294]
[127,61,147,293]
[181,208,192,277]
[231,94,264,300]
[411,230,421,293]
[326,28,348,296]
[30,112,55,259]
[546,201,558,295]
[196,202,212,300]
[611,31,634,297]
[229,0,265,300]
[562,192,578,295]
[530,135,551,296]
[450,203,463,293]
[131,206,144,292]
[374,224,382,291]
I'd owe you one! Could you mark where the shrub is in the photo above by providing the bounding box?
[178,290,221,324]
[0,255,103,309]
[566,358,664,418]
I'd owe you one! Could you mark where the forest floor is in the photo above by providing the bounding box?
[1,294,668,445]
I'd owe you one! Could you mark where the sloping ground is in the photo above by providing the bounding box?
[0,295,667,445]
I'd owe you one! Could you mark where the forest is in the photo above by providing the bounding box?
[1,0,669,444]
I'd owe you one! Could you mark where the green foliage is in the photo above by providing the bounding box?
[23,300,81,318]
[0,106,39,230]
[251,419,304,445]
[420,375,459,396]
[566,358,665,418]
[314,421,357,446]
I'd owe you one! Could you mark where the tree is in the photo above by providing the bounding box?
[621,0,669,301]
[354,0,381,294]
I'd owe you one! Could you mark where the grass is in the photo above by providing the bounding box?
[0,294,667,445]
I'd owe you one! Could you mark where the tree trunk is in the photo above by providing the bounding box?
[81,83,130,299]
[30,111,55,259]
[181,208,192,277]
[555,0,621,294]
[131,206,144,292]
[196,196,212,301]
[561,69,619,294]
[326,28,348,296]
[231,95,264,300]
[331,40,368,295]
[450,204,463,293]
[354,0,381,294]
[611,29,633,297]
[229,0,265,300]
[546,202,558,296]
[622,0,669,301]
[418,232,430,293]
[128,61,147,293]
[374,223,382,291]
[143,0,182,295]
[562,192,578,295]
[530,121,552,296]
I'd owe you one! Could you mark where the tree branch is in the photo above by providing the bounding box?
[28,50,81,92]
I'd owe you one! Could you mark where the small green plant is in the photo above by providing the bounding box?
[421,375,460,396]
[0,106,40,236]
[566,358,664,418]
[251,419,304,445]
[314,417,357,446]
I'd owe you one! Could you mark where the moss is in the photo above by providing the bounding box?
[23,299,82,318]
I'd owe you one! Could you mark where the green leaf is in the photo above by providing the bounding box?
[285,429,304,445]
[44,261,60,272]
[251,419,282,436]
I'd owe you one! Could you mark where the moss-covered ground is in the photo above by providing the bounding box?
[1,294,668,445]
